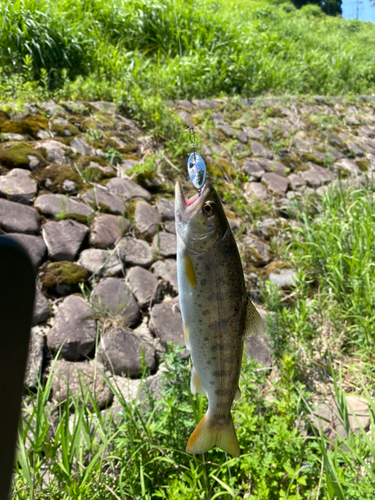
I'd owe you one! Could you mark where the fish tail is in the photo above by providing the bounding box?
[186,412,240,457]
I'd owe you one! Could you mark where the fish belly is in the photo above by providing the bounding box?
[177,229,247,425]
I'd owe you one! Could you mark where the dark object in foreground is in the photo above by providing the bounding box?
[0,236,35,500]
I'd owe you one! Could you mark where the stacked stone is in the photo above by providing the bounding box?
[1,95,375,409]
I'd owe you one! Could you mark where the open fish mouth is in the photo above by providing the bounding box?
[175,181,210,217]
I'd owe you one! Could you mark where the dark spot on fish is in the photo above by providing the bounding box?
[202,309,209,316]
[200,279,207,286]
[215,389,225,396]
[203,337,209,341]
[207,361,211,365]
[210,381,215,385]
[211,345,218,352]
[197,256,204,261]
[213,370,226,377]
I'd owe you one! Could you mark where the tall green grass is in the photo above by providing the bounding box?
[13,348,322,499]
[291,184,375,349]
[1,0,375,102]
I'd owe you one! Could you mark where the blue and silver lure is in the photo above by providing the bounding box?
[187,152,206,191]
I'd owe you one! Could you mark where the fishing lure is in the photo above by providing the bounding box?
[187,127,206,191]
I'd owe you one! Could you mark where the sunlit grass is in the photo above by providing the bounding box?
[1,0,375,102]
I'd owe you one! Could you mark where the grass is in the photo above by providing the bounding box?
[1,0,375,105]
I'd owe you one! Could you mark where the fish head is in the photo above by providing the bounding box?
[175,181,229,252]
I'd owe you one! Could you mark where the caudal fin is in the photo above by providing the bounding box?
[186,413,240,457]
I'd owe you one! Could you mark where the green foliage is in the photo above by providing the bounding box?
[12,347,323,499]
[291,185,375,349]
[1,0,375,103]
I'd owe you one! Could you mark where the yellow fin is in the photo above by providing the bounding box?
[234,387,241,400]
[191,367,207,396]
[184,251,196,287]
[244,299,266,338]
[186,413,240,457]
[184,323,190,350]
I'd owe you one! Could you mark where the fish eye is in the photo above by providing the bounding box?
[203,201,215,216]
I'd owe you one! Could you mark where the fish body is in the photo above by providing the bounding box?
[175,181,264,457]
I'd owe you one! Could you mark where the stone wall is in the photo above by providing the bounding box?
[1,95,375,409]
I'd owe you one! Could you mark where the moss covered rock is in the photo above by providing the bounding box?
[0,142,43,169]
[0,114,48,138]
[40,261,89,296]
[33,164,83,193]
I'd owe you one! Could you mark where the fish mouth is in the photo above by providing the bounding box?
[175,181,210,217]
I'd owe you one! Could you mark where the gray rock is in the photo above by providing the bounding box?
[244,182,268,201]
[42,219,89,261]
[244,335,272,369]
[34,139,71,164]
[106,177,151,202]
[152,231,177,257]
[236,130,248,143]
[134,201,163,237]
[256,218,282,240]
[51,361,113,409]
[127,266,159,308]
[0,168,37,204]
[70,136,95,156]
[242,160,265,180]
[1,133,25,141]
[346,142,364,157]
[78,249,123,277]
[24,328,45,388]
[300,164,334,187]
[97,328,156,376]
[268,267,297,289]
[47,295,96,361]
[254,158,288,177]
[118,236,154,268]
[150,302,186,353]
[7,233,46,269]
[32,289,49,325]
[240,236,272,267]
[34,194,93,218]
[164,220,176,234]
[192,99,218,110]
[288,173,306,191]
[250,141,273,159]
[89,214,129,249]
[91,278,140,326]
[333,158,361,176]
[156,198,175,221]
[81,186,126,215]
[89,101,117,114]
[151,259,178,293]
[262,172,289,196]
[177,110,194,128]
[243,126,263,140]
[346,395,371,433]
[310,396,370,441]
[0,199,40,234]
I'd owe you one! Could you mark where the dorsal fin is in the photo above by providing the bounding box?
[244,299,266,338]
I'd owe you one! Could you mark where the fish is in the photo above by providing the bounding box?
[175,180,265,457]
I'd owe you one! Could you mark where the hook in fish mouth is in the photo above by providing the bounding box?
[175,181,210,216]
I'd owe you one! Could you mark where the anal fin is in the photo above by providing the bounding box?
[244,298,266,338]
[191,367,207,396]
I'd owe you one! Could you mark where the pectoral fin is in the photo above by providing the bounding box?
[191,367,207,396]
[183,250,196,288]
[244,299,266,338]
